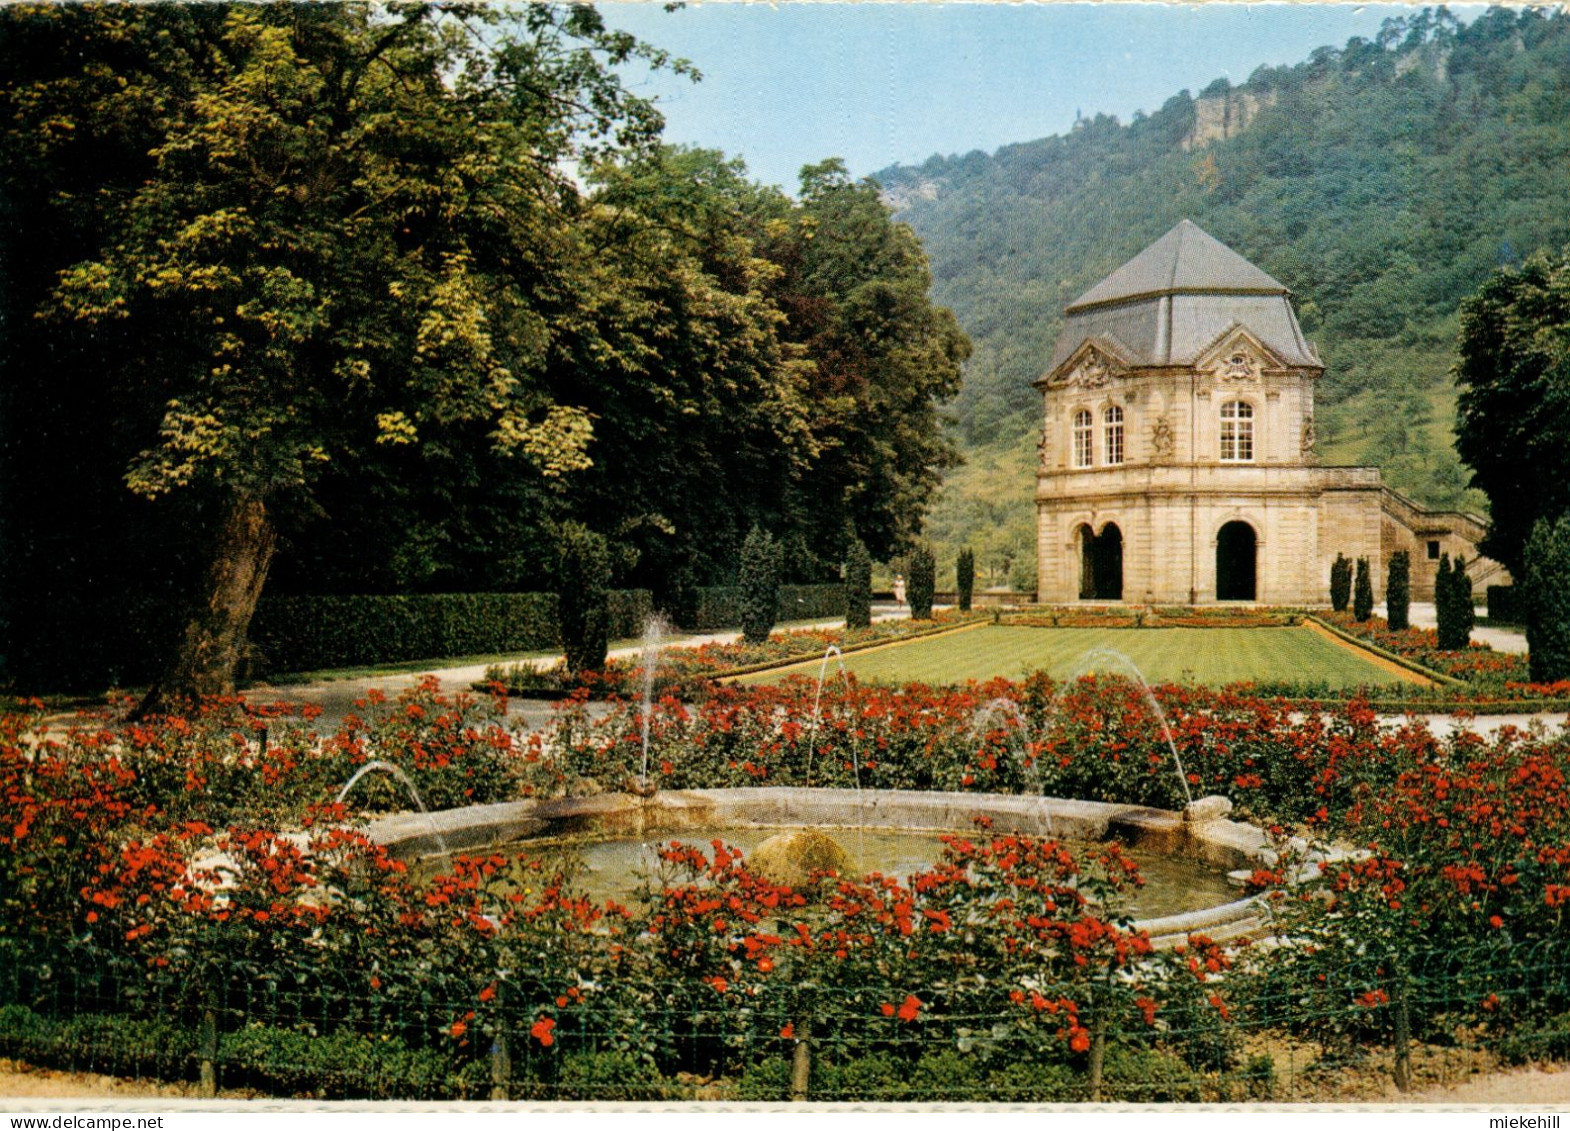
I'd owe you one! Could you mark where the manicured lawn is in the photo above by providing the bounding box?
[738,624,1412,688]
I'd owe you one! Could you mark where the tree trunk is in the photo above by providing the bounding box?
[136,492,276,717]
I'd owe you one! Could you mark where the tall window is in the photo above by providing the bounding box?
[1104,405,1125,465]
[1220,400,1254,462]
[1073,410,1093,467]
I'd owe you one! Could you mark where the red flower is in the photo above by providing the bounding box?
[897,994,921,1023]
[780,1022,795,1039]
[530,1017,556,1047]
[479,983,497,1003]
[880,1002,895,1017]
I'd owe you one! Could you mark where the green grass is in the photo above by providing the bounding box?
[739,625,1410,689]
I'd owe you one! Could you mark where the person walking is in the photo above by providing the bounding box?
[892,573,906,608]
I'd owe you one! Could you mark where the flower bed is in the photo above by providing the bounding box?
[4,674,1570,1099]
[1001,607,1303,630]
[1304,612,1570,711]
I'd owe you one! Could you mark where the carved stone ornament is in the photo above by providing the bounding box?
[1150,415,1175,462]
[1301,415,1316,456]
[1219,348,1260,382]
[1037,423,1051,470]
[1078,352,1111,388]
[1053,347,1114,389]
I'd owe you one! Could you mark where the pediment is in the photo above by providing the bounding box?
[1039,336,1135,390]
[1192,324,1291,383]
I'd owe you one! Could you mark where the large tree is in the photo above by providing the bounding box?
[8,4,679,707]
[1455,248,1570,577]
[574,147,812,600]
[769,159,970,566]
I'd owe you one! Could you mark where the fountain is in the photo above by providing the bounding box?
[335,759,451,856]
[969,696,1054,836]
[380,786,1267,944]
[1053,647,1195,810]
[365,638,1275,949]
[805,645,857,790]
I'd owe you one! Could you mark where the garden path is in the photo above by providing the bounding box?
[242,605,914,733]
[1381,599,1527,654]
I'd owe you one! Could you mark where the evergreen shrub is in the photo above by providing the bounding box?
[845,538,872,629]
[556,522,613,675]
[1487,585,1519,625]
[1386,550,1411,631]
[1454,555,1476,644]
[1330,554,1352,612]
[956,547,976,613]
[739,525,781,644]
[1435,553,1475,650]
[1524,516,1570,683]
[908,544,936,620]
[1353,557,1374,622]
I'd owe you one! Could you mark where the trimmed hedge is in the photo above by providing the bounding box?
[688,584,846,632]
[250,590,652,674]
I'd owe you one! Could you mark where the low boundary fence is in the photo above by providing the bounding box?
[2,935,1566,1102]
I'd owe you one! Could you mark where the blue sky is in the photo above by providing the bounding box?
[600,3,1487,191]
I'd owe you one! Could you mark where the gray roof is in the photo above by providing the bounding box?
[1048,220,1320,373]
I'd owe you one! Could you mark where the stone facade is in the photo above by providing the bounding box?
[1035,221,1505,605]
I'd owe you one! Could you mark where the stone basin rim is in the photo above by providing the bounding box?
[366,787,1275,943]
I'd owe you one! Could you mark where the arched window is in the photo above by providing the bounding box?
[1220,400,1254,462]
[1073,410,1094,467]
[1104,405,1125,465]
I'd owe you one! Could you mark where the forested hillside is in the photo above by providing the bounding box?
[879,7,1570,589]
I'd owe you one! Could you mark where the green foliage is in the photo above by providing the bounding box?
[1,4,678,696]
[1453,555,1477,648]
[1330,554,1353,612]
[579,146,969,590]
[1352,557,1375,622]
[687,585,845,633]
[555,524,614,676]
[1487,585,1519,625]
[1435,553,1455,647]
[0,13,967,694]
[553,1050,676,1101]
[956,547,976,612]
[1524,516,1570,683]
[220,1025,455,1100]
[249,591,649,675]
[1386,550,1412,631]
[1436,552,1476,650]
[908,545,937,620]
[739,526,781,644]
[1456,246,1570,576]
[0,1005,197,1083]
[844,539,873,629]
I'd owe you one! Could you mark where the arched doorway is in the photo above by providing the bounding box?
[1078,522,1124,600]
[1216,521,1257,601]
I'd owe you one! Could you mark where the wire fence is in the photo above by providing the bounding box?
[2,933,1567,1102]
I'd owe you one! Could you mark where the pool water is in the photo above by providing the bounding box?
[435,825,1237,921]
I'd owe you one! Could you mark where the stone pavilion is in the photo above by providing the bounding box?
[1034,220,1504,605]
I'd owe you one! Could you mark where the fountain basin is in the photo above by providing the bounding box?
[369,788,1275,946]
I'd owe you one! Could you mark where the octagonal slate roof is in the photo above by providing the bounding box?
[1067,220,1289,311]
[1047,220,1321,373]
